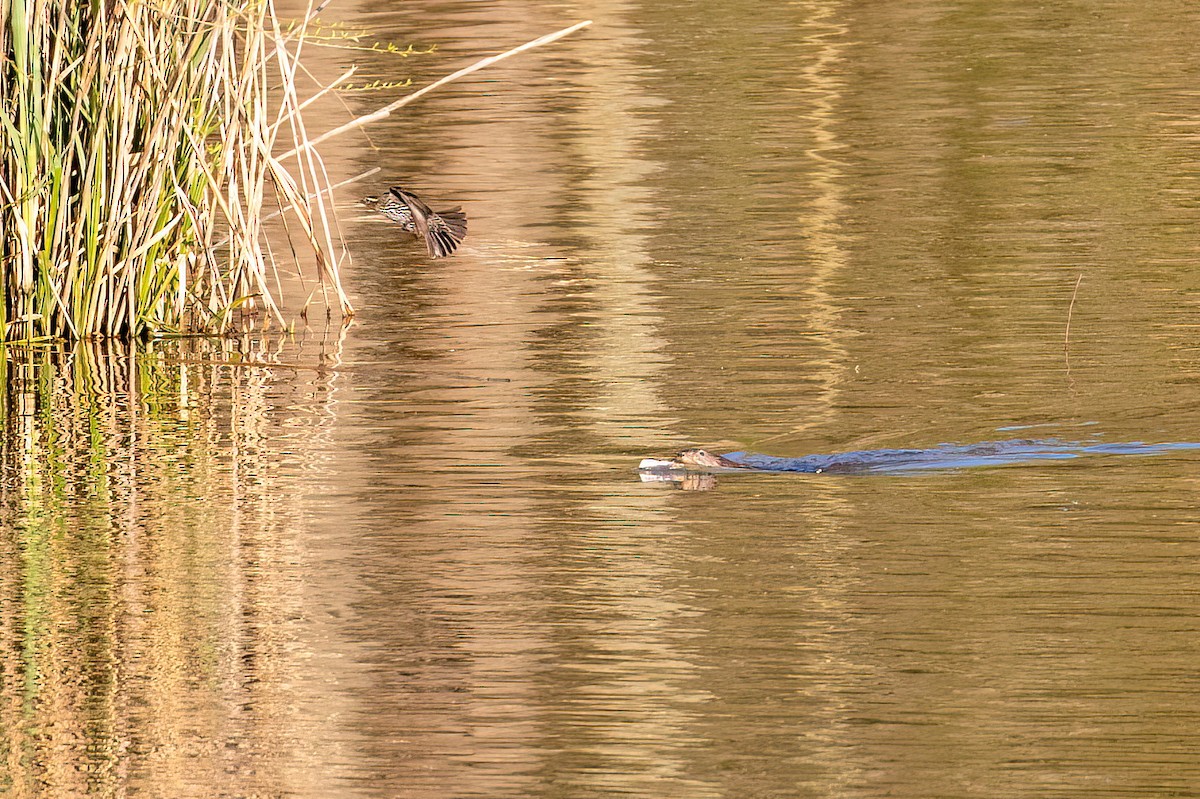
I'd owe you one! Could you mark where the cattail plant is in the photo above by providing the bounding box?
[0,0,351,341]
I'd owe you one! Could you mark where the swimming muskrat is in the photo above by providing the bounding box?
[361,186,467,258]
[641,439,1200,479]
[675,449,755,469]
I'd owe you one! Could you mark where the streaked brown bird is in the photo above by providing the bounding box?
[360,186,467,258]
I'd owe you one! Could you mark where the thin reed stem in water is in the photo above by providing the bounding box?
[1065,272,1083,353]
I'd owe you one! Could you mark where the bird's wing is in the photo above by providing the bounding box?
[390,188,435,252]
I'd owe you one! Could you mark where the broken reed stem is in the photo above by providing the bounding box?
[280,20,594,162]
[1064,272,1083,354]
[217,167,381,248]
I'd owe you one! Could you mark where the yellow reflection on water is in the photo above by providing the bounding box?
[0,333,354,797]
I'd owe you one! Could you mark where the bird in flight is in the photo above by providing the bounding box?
[360,186,467,258]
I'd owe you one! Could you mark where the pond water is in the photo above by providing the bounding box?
[5,1,1200,797]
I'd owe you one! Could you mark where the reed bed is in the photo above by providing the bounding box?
[0,0,351,341]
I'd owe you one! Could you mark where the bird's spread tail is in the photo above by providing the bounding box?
[437,208,468,240]
[428,207,468,258]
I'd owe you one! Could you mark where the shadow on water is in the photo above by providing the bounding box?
[0,333,350,798]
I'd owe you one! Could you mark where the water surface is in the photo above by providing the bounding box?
[5,1,1200,797]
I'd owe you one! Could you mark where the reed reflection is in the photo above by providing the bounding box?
[0,333,353,798]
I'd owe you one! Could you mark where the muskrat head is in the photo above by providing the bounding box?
[676,449,747,469]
